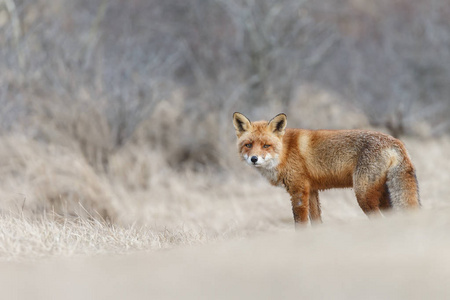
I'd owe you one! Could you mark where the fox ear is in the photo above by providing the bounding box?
[233,112,252,137]
[268,113,287,136]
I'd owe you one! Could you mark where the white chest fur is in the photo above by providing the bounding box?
[258,166,280,185]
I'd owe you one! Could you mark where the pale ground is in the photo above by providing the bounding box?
[0,137,449,299]
[2,209,450,299]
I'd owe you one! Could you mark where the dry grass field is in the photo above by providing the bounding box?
[2,208,450,300]
[1,136,450,299]
[2,136,448,259]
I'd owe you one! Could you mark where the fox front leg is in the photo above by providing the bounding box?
[290,189,310,229]
[308,190,322,225]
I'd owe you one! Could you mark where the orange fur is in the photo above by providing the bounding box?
[233,112,420,228]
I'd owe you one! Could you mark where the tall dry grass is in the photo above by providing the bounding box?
[0,135,118,220]
[0,212,209,261]
[0,126,449,260]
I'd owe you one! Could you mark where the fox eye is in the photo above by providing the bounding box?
[245,143,252,148]
[263,144,271,148]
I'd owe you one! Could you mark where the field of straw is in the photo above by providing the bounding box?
[1,131,450,299]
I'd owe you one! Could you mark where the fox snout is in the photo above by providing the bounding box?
[250,155,266,166]
[244,153,277,168]
[244,154,261,166]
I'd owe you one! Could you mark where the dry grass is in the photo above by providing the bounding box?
[0,135,118,220]
[2,208,450,299]
[0,128,449,299]
[0,212,211,261]
[0,134,449,262]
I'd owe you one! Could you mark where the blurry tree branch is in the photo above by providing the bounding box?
[2,0,21,42]
[84,0,109,69]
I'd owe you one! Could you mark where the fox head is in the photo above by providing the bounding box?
[233,112,287,169]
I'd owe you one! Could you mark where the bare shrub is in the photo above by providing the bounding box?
[302,0,450,136]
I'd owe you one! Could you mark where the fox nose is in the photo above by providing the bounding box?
[251,156,258,163]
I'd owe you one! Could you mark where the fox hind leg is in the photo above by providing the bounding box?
[353,149,393,217]
[353,169,385,217]
[354,183,383,217]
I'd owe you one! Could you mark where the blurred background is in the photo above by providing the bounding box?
[0,0,449,231]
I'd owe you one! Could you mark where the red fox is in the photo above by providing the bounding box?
[233,112,420,227]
